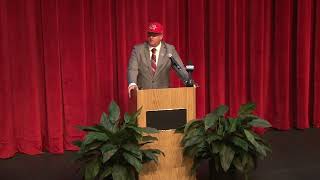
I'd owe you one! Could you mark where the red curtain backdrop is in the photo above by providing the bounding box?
[0,0,319,158]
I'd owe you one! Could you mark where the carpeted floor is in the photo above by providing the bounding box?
[1,128,320,180]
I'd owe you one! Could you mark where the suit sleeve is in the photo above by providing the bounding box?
[171,46,189,82]
[127,46,139,85]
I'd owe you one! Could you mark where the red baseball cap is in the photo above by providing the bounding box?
[147,22,163,34]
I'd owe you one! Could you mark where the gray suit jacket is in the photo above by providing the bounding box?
[127,42,188,89]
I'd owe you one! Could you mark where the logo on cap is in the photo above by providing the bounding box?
[147,22,163,33]
[149,24,157,30]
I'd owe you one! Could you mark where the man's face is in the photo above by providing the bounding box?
[147,32,163,47]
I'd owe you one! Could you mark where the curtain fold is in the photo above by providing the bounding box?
[0,0,319,158]
[313,0,320,128]
[295,0,312,128]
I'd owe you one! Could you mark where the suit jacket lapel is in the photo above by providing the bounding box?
[143,43,153,76]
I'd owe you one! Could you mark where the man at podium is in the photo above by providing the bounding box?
[127,22,189,98]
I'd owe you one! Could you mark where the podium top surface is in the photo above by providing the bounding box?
[137,86,195,93]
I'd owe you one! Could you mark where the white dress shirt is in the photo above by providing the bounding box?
[148,42,162,65]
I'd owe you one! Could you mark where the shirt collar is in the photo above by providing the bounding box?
[149,42,162,52]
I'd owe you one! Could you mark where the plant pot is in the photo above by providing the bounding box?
[208,160,245,180]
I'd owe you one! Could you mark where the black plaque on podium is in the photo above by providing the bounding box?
[146,109,187,130]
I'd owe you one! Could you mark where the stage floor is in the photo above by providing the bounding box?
[1,128,320,180]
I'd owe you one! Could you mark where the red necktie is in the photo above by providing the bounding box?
[151,48,157,75]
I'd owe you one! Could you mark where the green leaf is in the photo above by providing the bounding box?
[83,132,109,146]
[183,136,203,149]
[141,135,158,142]
[146,149,164,156]
[123,152,143,172]
[76,149,100,161]
[102,148,118,163]
[175,124,185,133]
[112,164,129,180]
[249,131,271,150]
[100,112,108,126]
[244,129,266,156]
[126,125,143,135]
[124,113,132,125]
[99,167,112,180]
[78,124,113,137]
[222,119,230,133]
[100,144,118,153]
[139,142,153,147]
[142,151,158,163]
[77,125,104,132]
[211,142,222,154]
[244,154,256,172]
[217,122,224,136]
[237,114,260,127]
[122,144,142,160]
[231,136,249,151]
[194,142,208,158]
[84,125,114,138]
[81,141,104,153]
[182,128,205,145]
[206,134,222,144]
[183,145,198,157]
[227,118,238,133]
[142,149,164,163]
[73,140,82,147]
[204,114,219,131]
[233,156,244,172]
[126,125,158,135]
[124,107,142,125]
[258,142,272,154]
[85,159,100,180]
[219,144,235,172]
[100,113,115,132]
[115,128,140,143]
[184,120,203,133]
[236,153,256,173]
[109,101,120,123]
[204,105,229,130]
[140,127,159,134]
[238,102,256,116]
[248,119,272,128]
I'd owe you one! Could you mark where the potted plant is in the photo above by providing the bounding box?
[74,101,164,180]
[175,103,271,180]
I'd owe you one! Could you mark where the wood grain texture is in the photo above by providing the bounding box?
[140,131,195,180]
[137,87,196,128]
[136,87,196,180]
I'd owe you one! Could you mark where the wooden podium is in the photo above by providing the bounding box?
[129,87,196,180]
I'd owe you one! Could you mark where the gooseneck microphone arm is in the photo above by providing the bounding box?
[167,53,194,87]
[168,53,182,70]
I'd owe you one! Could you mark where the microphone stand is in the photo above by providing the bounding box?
[185,61,197,87]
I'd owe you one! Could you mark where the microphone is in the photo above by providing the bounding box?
[186,60,194,72]
[185,60,196,87]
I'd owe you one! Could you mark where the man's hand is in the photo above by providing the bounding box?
[128,84,138,98]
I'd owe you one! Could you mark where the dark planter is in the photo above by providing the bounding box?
[208,160,245,180]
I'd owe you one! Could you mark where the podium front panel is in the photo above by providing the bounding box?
[146,109,187,130]
[136,87,196,127]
